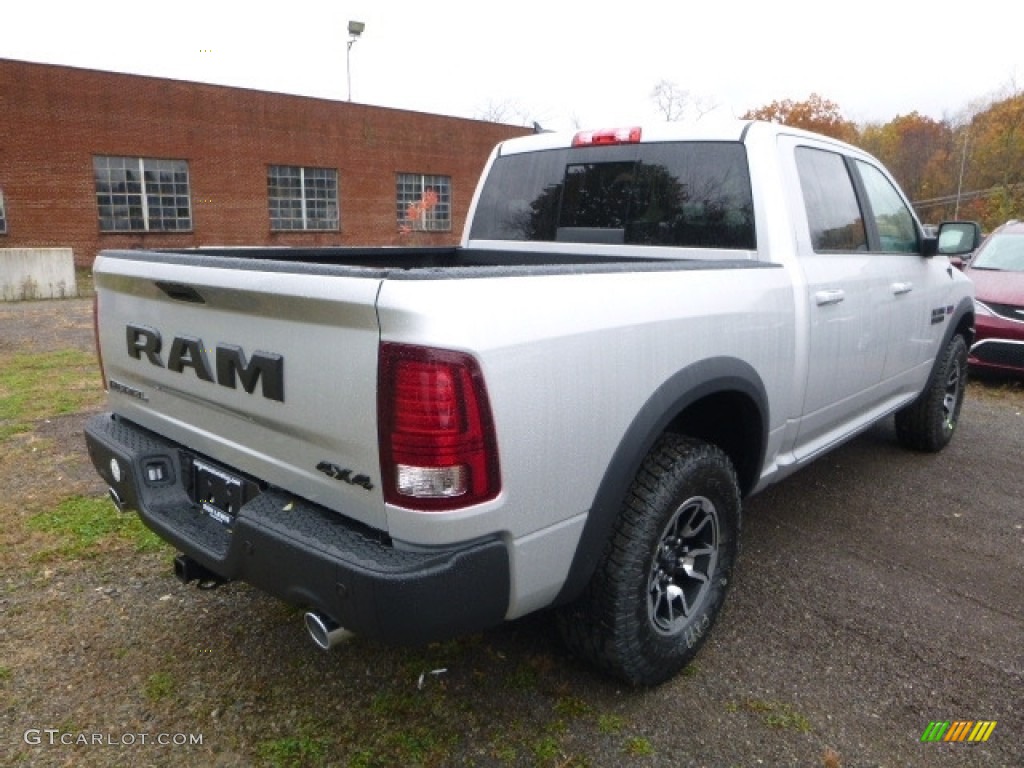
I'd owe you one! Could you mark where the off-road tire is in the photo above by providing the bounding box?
[895,334,968,452]
[557,435,741,686]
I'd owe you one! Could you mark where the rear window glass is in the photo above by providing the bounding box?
[469,141,755,249]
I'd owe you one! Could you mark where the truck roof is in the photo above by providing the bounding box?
[495,118,859,156]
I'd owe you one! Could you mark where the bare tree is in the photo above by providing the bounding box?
[650,80,690,122]
[650,80,720,122]
[693,96,720,120]
[474,99,535,127]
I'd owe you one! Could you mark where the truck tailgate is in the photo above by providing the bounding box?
[93,252,387,531]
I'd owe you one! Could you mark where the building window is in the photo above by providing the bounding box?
[397,173,451,232]
[267,165,339,231]
[0,188,6,235]
[93,156,193,232]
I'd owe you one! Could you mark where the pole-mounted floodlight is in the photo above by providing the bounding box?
[346,21,365,102]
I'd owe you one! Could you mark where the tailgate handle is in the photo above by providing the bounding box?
[156,281,206,303]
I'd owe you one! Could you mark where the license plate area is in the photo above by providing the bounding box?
[184,454,261,527]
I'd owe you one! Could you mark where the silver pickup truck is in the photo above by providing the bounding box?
[85,120,975,685]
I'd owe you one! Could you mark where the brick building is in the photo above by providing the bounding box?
[0,59,529,267]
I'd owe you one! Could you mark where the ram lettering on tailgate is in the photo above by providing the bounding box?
[125,323,284,402]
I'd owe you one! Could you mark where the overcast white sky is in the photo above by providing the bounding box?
[2,0,1019,132]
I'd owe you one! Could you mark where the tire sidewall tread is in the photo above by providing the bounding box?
[558,435,741,686]
[895,334,968,453]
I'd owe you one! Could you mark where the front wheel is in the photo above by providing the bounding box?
[557,435,741,686]
[895,334,968,452]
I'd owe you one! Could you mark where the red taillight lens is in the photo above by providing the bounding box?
[572,126,642,147]
[378,343,501,511]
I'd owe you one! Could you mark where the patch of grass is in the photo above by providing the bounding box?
[490,742,518,763]
[0,349,104,439]
[0,665,11,682]
[968,375,1024,404]
[257,733,328,768]
[547,718,568,736]
[379,727,453,765]
[0,423,21,442]
[764,708,812,732]
[597,713,625,735]
[343,720,456,767]
[144,671,175,702]
[369,689,426,719]
[554,695,591,719]
[350,684,465,765]
[27,495,166,560]
[729,698,812,732]
[531,735,562,763]
[505,652,557,692]
[74,268,95,298]
[625,736,654,756]
[506,662,539,691]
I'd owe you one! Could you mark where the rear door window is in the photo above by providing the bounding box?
[795,147,867,252]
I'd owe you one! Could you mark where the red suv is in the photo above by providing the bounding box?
[963,220,1024,377]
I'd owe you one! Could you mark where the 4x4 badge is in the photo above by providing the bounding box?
[316,461,374,491]
[929,305,954,325]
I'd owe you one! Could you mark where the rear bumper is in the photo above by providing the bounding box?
[84,412,510,644]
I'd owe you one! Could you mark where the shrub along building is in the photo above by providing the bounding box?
[0,58,529,268]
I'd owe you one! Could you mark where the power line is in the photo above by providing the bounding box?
[913,182,1024,211]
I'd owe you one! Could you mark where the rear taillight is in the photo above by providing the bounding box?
[378,343,500,511]
[93,292,107,391]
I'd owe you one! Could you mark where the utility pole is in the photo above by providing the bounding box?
[955,126,969,218]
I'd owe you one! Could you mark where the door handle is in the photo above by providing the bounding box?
[814,289,845,306]
[891,282,914,295]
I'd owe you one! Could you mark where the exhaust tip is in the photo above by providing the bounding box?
[304,611,352,650]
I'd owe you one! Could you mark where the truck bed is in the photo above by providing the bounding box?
[105,246,770,280]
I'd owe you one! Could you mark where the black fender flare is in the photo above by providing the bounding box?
[554,356,769,606]
[946,294,976,344]
[913,294,974,398]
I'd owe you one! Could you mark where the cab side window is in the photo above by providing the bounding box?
[795,147,867,252]
[855,160,918,253]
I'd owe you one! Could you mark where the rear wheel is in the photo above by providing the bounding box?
[895,334,968,452]
[557,435,741,686]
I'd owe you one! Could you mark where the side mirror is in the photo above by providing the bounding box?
[937,221,983,256]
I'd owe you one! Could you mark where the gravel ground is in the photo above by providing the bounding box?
[1,297,1022,768]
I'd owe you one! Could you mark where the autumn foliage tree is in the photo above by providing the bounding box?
[859,113,954,209]
[742,93,858,143]
[743,88,1022,228]
[961,91,1024,224]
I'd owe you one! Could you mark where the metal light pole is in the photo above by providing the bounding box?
[346,20,365,102]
